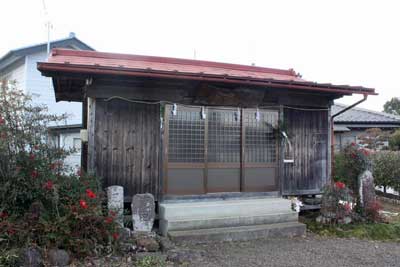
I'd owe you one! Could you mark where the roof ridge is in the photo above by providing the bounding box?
[0,36,94,65]
[9,36,73,53]
[50,48,300,77]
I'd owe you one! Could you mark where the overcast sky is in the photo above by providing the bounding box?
[1,0,399,112]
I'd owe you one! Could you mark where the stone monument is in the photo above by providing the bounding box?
[131,193,155,233]
[358,170,376,208]
[107,186,124,226]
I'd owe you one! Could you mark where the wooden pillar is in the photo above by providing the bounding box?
[240,108,245,192]
[327,107,333,184]
[87,97,96,173]
[278,105,284,196]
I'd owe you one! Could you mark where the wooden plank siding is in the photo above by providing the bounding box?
[282,108,330,195]
[93,99,160,200]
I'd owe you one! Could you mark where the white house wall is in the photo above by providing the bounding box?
[25,51,82,125]
[0,59,26,91]
[59,131,81,170]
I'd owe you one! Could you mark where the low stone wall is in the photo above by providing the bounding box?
[376,191,400,205]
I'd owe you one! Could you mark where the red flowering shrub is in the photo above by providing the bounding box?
[112,232,119,240]
[79,199,89,209]
[0,81,120,257]
[335,181,345,189]
[334,143,370,193]
[321,182,356,224]
[43,180,54,190]
[105,216,114,224]
[86,189,97,199]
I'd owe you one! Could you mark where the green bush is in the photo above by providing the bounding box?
[389,129,400,151]
[334,143,370,193]
[305,218,400,241]
[372,151,400,193]
[0,82,120,257]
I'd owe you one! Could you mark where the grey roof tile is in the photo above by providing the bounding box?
[333,103,400,123]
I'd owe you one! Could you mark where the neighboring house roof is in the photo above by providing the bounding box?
[0,33,94,71]
[38,49,376,101]
[333,103,400,128]
[333,125,351,132]
[48,123,82,133]
[48,124,82,130]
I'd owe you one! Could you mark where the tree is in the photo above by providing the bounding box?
[372,151,400,193]
[383,97,400,116]
[389,129,400,151]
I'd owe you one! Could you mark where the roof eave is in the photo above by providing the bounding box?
[38,62,376,99]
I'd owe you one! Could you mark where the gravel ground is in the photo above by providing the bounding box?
[185,235,400,267]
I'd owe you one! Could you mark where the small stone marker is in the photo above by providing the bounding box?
[48,249,70,267]
[131,193,155,232]
[19,247,42,267]
[107,186,124,226]
[358,170,376,207]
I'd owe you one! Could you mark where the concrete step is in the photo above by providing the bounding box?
[160,212,298,235]
[168,222,306,244]
[159,197,294,220]
[159,197,298,236]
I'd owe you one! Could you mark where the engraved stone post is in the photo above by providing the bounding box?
[107,186,124,226]
[131,193,155,233]
[358,170,376,208]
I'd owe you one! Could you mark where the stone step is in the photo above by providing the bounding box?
[160,212,298,236]
[159,197,294,221]
[168,222,306,244]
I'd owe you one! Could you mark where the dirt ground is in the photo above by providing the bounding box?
[77,201,400,267]
[186,235,400,267]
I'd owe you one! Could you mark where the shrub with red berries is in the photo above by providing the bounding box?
[0,81,120,257]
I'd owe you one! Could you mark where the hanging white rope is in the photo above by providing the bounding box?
[104,96,329,112]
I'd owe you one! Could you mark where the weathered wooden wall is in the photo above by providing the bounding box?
[282,108,330,195]
[92,99,160,200]
[86,79,336,198]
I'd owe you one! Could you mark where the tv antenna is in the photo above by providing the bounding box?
[42,0,53,55]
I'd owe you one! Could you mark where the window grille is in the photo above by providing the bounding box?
[244,110,278,163]
[208,108,241,163]
[168,107,205,163]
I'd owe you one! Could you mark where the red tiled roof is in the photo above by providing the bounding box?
[47,49,304,81]
[38,49,376,96]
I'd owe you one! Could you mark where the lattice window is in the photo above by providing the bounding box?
[167,106,278,164]
[208,109,241,163]
[168,107,205,163]
[244,110,278,163]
